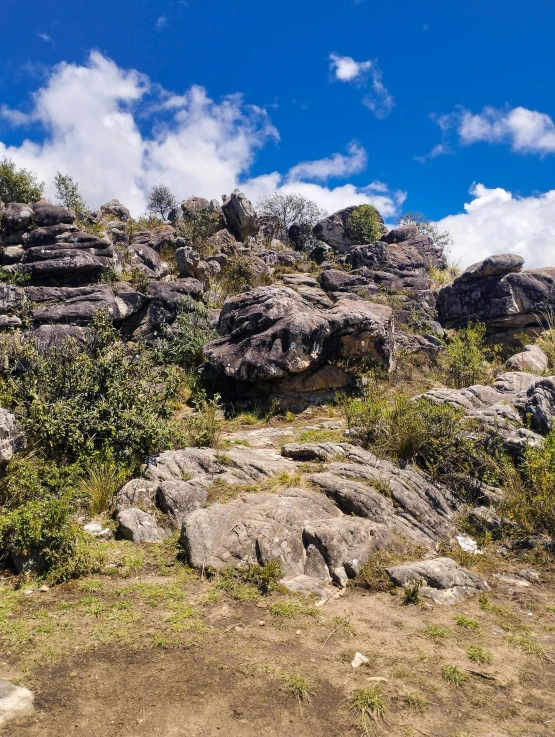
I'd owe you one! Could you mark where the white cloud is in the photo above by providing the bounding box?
[38,33,52,43]
[155,16,168,30]
[420,105,555,161]
[286,141,367,182]
[329,53,394,118]
[329,53,371,82]
[0,52,404,220]
[436,183,555,269]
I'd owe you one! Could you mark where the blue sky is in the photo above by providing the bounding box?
[1,0,554,266]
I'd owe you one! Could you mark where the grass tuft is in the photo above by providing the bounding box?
[467,645,493,664]
[441,664,470,686]
[348,685,388,730]
[455,615,480,631]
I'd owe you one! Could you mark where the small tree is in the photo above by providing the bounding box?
[348,204,385,244]
[0,157,44,204]
[256,193,326,244]
[146,184,177,220]
[398,210,453,253]
[54,172,86,215]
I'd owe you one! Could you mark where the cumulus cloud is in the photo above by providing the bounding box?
[329,53,394,118]
[0,52,404,219]
[418,105,555,161]
[436,183,555,269]
[286,141,367,182]
[329,53,371,82]
[155,16,168,30]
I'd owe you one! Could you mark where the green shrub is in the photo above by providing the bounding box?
[154,299,217,372]
[185,392,224,448]
[0,312,184,463]
[501,429,555,537]
[210,254,272,304]
[343,387,492,492]
[439,322,499,389]
[79,450,131,515]
[0,157,44,203]
[176,209,223,256]
[0,456,102,582]
[348,204,385,244]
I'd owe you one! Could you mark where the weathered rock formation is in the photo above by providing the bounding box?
[313,205,386,253]
[437,253,555,340]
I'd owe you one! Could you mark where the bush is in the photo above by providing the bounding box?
[185,392,224,448]
[0,312,184,463]
[212,253,272,303]
[0,157,45,203]
[439,322,500,389]
[343,386,495,492]
[0,456,103,582]
[153,299,217,372]
[398,210,453,254]
[176,209,223,256]
[348,204,385,244]
[501,429,555,538]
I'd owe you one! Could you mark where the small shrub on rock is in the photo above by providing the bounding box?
[348,204,385,244]
[154,299,217,372]
[0,157,44,203]
[439,322,500,389]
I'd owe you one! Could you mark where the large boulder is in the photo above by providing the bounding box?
[221,189,258,241]
[204,286,394,403]
[506,344,549,373]
[0,680,35,728]
[387,557,488,605]
[99,199,131,222]
[437,254,555,339]
[312,205,386,254]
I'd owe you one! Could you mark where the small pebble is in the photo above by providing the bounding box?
[295,630,302,636]
[351,652,369,668]
[258,620,265,626]
[39,585,49,592]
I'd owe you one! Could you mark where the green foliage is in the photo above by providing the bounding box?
[125,213,166,238]
[348,686,388,728]
[79,450,131,515]
[404,693,429,711]
[501,430,555,537]
[467,645,493,664]
[185,392,224,448]
[348,204,385,244]
[256,192,325,244]
[146,184,177,219]
[441,664,469,686]
[398,210,453,254]
[154,299,217,372]
[439,322,499,389]
[455,615,480,631]
[0,455,103,583]
[217,561,283,600]
[0,157,44,204]
[54,172,86,214]
[211,253,272,304]
[402,578,423,605]
[0,311,184,463]
[343,384,492,492]
[422,624,452,641]
[285,675,313,704]
[176,209,223,256]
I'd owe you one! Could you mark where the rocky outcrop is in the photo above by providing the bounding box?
[420,371,555,452]
[386,557,488,604]
[203,285,394,407]
[437,253,555,340]
[312,206,386,253]
[0,408,25,464]
[175,246,220,284]
[221,190,258,241]
[100,199,131,222]
[506,344,549,373]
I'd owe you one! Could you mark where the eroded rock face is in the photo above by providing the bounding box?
[506,344,549,373]
[221,189,258,241]
[437,254,555,339]
[386,557,489,604]
[100,199,131,222]
[204,286,394,404]
[420,371,555,452]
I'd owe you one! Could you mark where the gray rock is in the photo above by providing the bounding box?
[32,201,74,227]
[506,344,549,373]
[116,479,159,512]
[156,480,207,526]
[0,408,25,463]
[180,487,341,572]
[437,262,555,337]
[457,253,524,282]
[386,556,488,604]
[117,508,168,543]
[221,189,258,241]
[2,245,24,264]
[2,203,34,237]
[204,286,394,385]
[27,284,146,325]
[175,246,219,284]
[0,314,22,328]
[312,206,386,254]
[100,199,131,222]
[0,680,35,728]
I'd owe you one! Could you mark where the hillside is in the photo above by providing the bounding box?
[1,186,555,736]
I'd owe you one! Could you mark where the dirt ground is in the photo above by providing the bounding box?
[2,554,555,737]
